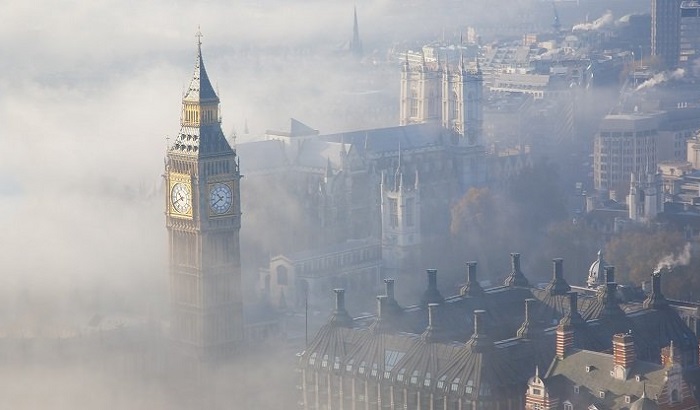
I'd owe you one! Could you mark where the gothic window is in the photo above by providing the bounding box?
[405,198,415,227]
[277,266,288,286]
[411,89,419,117]
[389,198,399,228]
[452,91,460,120]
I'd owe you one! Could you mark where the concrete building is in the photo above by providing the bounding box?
[681,1,700,68]
[652,0,683,69]
[593,113,661,194]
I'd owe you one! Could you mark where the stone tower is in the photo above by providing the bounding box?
[381,162,421,278]
[399,53,483,146]
[165,32,243,360]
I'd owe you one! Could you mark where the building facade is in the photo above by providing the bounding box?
[593,114,660,194]
[680,1,700,68]
[652,0,683,69]
[298,256,700,409]
[165,35,244,360]
[399,56,483,147]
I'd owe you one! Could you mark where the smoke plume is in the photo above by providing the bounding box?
[655,243,692,272]
[636,68,686,92]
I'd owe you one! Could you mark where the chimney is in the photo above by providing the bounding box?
[421,269,445,306]
[517,298,542,339]
[605,265,615,283]
[612,333,635,378]
[370,295,391,334]
[546,258,571,295]
[467,309,493,352]
[384,278,404,318]
[643,271,668,309]
[560,291,585,327]
[384,278,395,301]
[422,303,442,342]
[556,323,574,359]
[329,289,353,327]
[504,252,530,287]
[460,262,484,296]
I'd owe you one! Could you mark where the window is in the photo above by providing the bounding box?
[276,266,288,286]
[389,198,399,228]
[563,403,573,410]
[405,198,415,227]
[574,385,580,394]
[599,391,605,399]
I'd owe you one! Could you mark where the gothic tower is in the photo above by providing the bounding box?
[381,163,421,278]
[165,32,243,360]
[399,54,483,146]
[399,53,442,126]
[443,55,483,146]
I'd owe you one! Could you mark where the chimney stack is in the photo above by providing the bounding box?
[504,252,530,287]
[467,309,493,352]
[385,278,395,301]
[605,265,615,283]
[370,295,391,333]
[329,289,353,327]
[384,278,404,318]
[422,303,442,342]
[556,323,574,359]
[612,333,635,379]
[559,291,584,327]
[643,271,668,309]
[517,298,542,339]
[421,269,445,306]
[546,258,571,295]
[461,262,484,296]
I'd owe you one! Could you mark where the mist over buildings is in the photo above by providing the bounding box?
[0,0,670,408]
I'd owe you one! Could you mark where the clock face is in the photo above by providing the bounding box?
[210,183,233,215]
[170,182,192,214]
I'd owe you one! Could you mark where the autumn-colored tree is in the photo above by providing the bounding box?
[536,221,603,285]
[605,227,687,285]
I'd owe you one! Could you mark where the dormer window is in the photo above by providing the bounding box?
[635,375,641,382]
[599,391,605,399]
[574,385,580,394]
[625,395,631,404]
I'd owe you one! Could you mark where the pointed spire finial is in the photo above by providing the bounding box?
[196,26,203,49]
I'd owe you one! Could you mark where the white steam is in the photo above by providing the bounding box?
[655,243,692,272]
[572,10,614,32]
[635,68,686,92]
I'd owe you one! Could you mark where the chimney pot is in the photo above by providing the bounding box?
[384,278,395,300]
[427,269,438,288]
[467,262,478,283]
[604,266,615,283]
[334,288,346,311]
[554,258,564,280]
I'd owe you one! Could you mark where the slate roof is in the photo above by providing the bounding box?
[299,259,699,405]
[183,40,219,103]
[170,124,233,157]
[545,349,668,409]
[319,123,448,156]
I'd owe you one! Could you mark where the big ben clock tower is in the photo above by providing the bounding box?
[165,32,243,360]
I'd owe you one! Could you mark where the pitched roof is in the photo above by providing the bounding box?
[170,124,233,157]
[183,36,219,103]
